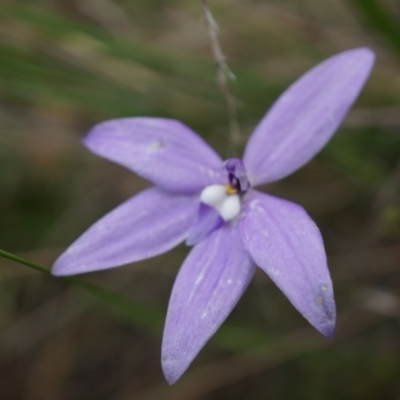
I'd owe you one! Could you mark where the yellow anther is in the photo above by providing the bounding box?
[225,184,237,195]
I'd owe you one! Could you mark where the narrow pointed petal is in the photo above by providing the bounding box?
[243,48,375,185]
[239,190,336,337]
[52,188,197,276]
[84,118,223,194]
[186,203,223,246]
[162,223,256,384]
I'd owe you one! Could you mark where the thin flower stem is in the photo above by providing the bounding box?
[202,0,241,156]
[0,249,50,274]
[0,249,162,328]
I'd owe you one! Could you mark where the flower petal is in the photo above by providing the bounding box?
[52,188,197,276]
[162,223,256,384]
[243,48,375,185]
[239,190,336,337]
[186,203,223,246]
[83,117,223,194]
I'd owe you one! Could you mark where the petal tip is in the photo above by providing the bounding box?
[319,320,336,339]
[51,252,90,277]
[355,46,375,63]
[349,46,375,57]
[81,128,98,150]
[162,356,186,385]
[51,259,72,277]
[313,299,336,338]
[343,47,376,73]
[51,268,67,277]
[81,119,119,153]
[313,296,337,339]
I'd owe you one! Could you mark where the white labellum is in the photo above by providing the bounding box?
[200,185,241,221]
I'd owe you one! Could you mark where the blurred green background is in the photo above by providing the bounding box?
[0,0,399,399]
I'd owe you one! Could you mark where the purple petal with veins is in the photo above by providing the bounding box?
[162,222,256,384]
[84,117,224,194]
[244,48,375,186]
[53,188,198,276]
[239,190,336,337]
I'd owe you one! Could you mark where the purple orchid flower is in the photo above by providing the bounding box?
[52,48,375,384]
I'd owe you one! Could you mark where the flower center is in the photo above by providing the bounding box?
[200,158,249,222]
[225,184,237,195]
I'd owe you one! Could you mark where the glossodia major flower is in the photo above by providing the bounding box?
[52,48,375,384]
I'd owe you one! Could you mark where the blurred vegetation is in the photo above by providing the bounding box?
[0,0,399,399]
